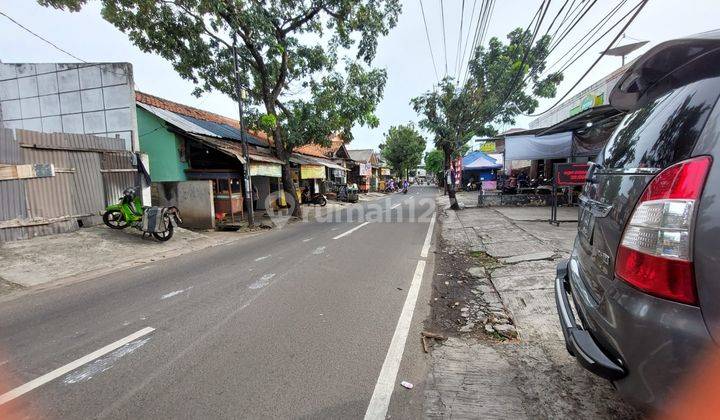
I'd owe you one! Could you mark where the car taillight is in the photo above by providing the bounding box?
[615,156,712,305]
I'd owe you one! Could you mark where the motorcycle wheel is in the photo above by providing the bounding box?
[318,197,327,207]
[152,216,174,241]
[103,210,128,229]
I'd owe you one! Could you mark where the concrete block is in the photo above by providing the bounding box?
[18,76,39,98]
[1,99,22,120]
[103,84,131,108]
[0,64,17,81]
[20,97,41,118]
[41,115,62,133]
[61,113,84,133]
[59,91,82,114]
[0,79,19,100]
[57,68,80,92]
[57,64,79,71]
[80,88,104,112]
[152,181,215,229]
[35,64,57,75]
[79,65,102,89]
[83,110,106,133]
[37,72,59,95]
[105,107,131,131]
[39,94,61,116]
[22,117,42,131]
[500,251,555,264]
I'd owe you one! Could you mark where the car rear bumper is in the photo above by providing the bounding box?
[554,260,627,380]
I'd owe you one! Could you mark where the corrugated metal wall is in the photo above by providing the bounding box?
[0,129,135,242]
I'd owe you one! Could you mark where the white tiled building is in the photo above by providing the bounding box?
[0,62,138,151]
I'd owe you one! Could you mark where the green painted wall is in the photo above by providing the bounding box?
[137,106,188,181]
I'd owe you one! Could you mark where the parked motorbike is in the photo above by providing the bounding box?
[103,188,182,241]
[302,190,327,206]
[402,187,408,194]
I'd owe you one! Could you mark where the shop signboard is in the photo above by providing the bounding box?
[479,141,496,153]
[301,164,326,179]
[381,168,391,176]
[555,163,590,186]
[250,162,282,178]
[359,163,372,176]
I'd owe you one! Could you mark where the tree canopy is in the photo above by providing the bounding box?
[411,27,563,168]
[41,0,401,215]
[424,149,444,180]
[380,124,426,179]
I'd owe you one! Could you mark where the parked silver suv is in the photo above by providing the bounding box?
[556,30,720,411]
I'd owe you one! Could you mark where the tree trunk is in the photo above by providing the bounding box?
[271,126,302,217]
[442,145,459,210]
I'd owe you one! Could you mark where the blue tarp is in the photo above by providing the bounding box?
[462,151,503,169]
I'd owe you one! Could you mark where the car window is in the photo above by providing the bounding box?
[601,75,720,170]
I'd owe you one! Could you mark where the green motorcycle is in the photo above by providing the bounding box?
[103,188,182,241]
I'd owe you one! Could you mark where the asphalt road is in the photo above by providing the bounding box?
[0,185,438,419]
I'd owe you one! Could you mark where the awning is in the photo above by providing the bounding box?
[290,153,348,171]
[186,133,246,164]
[536,105,623,136]
[504,131,572,161]
[249,153,284,165]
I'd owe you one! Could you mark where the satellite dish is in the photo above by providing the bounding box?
[604,40,649,65]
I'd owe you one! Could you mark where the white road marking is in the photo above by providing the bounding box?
[312,246,326,255]
[390,203,402,210]
[333,221,371,239]
[249,273,275,289]
[420,214,436,258]
[254,255,271,261]
[0,327,155,406]
[63,337,151,384]
[364,260,427,420]
[302,237,314,242]
[160,286,193,300]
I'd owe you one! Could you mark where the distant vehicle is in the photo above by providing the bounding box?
[556,31,720,411]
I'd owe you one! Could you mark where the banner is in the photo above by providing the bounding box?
[250,162,282,177]
[381,168,391,176]
[358,163,372,176]
[300,164,326,179]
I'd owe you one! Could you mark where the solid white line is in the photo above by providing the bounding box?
[0,327,155,406]
[332,221,371,239]
[364,260,427,420]
[390,203,402,210]
[420,214,436,258]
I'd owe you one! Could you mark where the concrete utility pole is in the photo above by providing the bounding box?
[233,34,255,227]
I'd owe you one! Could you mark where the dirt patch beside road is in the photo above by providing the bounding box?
[423,200,639,419]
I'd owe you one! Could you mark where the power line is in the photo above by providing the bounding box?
[418,0,441,83]
[458,0,480,82]
[441,0,448,77]
[552,0,629,73]
[461,0,493,85]
[548,0,598,55]
[542,0,571,38]
[454,0,466,81]
[0,10,85,62]
[526,0,649,117]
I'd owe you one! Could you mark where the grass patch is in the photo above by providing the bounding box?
[468,250,503,270]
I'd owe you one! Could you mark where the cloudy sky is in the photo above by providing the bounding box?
[2,0,720,152]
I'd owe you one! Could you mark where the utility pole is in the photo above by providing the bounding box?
[233,34,254,227]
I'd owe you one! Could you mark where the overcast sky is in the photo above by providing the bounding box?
[2,0,720,153]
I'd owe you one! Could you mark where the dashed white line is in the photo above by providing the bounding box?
[160,286,192,300]
[248,273,276,289]
[390,203,402,210]
[0,327,156,406]
[333,221,371,239]
[254,255,271,261]
[312,246,326,255]
[302,237,314,242]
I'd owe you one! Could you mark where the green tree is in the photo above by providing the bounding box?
[380,124,426,181]
[411,27,562,208]
[424,149,444,184]
[41,0,401,216]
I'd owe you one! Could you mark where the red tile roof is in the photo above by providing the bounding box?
[135,90,271,144]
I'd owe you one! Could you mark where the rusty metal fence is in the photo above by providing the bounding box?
[0,129,137,242]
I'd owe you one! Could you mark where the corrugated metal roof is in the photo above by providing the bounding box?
[347,149,374,163]
[179,114,267,147]
[137,102,219,138]
[249,153,284,165]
